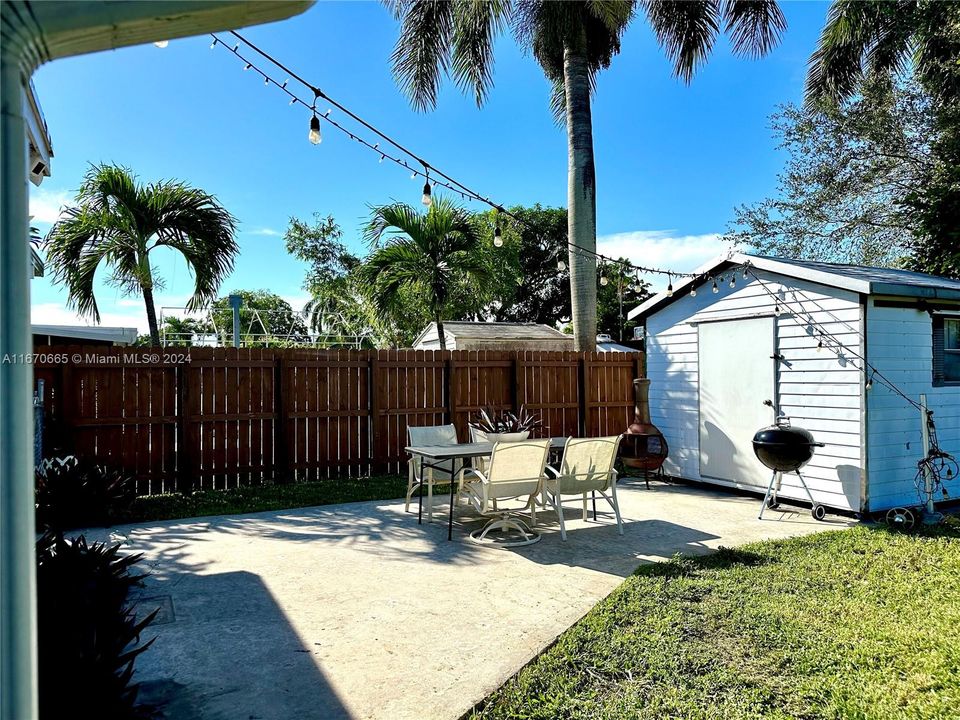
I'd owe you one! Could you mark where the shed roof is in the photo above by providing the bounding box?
[629,252,960,321]
[414,321,569,346]
[32,324,138,344]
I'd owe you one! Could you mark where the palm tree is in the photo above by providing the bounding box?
[45,164,238,346]
[357,196,490,349]
[806,0,960,104]
[387,0,785,349]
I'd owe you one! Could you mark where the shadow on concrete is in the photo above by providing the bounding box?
[130,569,352,720]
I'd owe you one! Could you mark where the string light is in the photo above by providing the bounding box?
[865,369,874,390]
[690,285,697,298]
[600,274,609,287]
[244,63,252,71]
[493,221,503,247]
[774,303,781,316]
[729,275,736,289]
[666,275,674,298]
[421,171,433,207]
[209,30,705,284]
[816,336,824,352]
[557,259,566,271]
[308,112,321,145]
[154,40,169,49]
[712,277,719,294]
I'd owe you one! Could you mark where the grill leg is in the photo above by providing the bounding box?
[759,470,779,520]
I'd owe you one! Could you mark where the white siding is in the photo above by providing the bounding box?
[865,302,960,511]
[646,271,864,512]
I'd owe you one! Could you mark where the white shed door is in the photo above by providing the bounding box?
[698,317,775,486]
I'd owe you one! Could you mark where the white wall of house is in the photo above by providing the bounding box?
[646,270,864,512]
[865,301,960,511]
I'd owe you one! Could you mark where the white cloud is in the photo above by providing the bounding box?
[247,227,282,237]
[29,188,73,226]
[597,230,733,291]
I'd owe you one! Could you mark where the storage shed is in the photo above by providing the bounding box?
[413,321,573,351]
[629,252,960,514]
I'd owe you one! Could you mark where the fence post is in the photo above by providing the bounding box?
[579,353,590,437]
[510,354,520,414]
[369,351,385,474]
[274,355,290,483]
[446,354,458,438]
[176,363,193,494]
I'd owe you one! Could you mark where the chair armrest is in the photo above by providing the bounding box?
[544,465,561,478]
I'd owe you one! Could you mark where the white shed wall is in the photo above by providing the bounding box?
[865,302,960,511]
[646,271,864,512]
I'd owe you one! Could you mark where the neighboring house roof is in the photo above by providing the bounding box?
[596,340,640,353]
[629,252,960,321]
[24,79,52,186]
[32,324,138,345]
[414,321,570,346]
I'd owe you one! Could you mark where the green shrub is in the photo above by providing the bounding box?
[35,456,135,530]
[37,532,158,719]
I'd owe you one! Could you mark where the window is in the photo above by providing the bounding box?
[933,315,960,384]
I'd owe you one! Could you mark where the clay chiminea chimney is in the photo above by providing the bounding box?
[621,378,669,480]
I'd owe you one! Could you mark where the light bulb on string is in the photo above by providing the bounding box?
[816,336,824,352]
[774,303,782,316]
[244,63,252,71]
[666,275,674,298]
[493,222,503,247]
[865,370,874,390]
[290,97,297,106]
[600,275,609,287]
[379,154,385,163]
[557,259,566,271]
[210,38,218,49]
[712,277,719,293]
[154,40,169,48]
[742,266,750,280]
[308,113,321,145]
[421,179,433,207]
[690,284,697,298]
[729,275,736,289]
[263,77,270,86]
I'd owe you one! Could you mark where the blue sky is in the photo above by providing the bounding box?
[30,0,829,332]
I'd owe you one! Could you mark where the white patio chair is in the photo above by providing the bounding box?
[406,424,472,522]
[461,439,551,547]
[545,436,624,541]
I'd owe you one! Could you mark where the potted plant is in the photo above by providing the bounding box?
[469,406,543,444]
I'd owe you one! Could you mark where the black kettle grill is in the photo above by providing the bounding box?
[753,404,827,521]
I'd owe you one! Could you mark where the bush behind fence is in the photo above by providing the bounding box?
[34,347,643,496]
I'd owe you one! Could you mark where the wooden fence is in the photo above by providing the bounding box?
[33,347,643,495]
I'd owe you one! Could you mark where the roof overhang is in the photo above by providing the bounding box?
[3,1,313,72]
[627,251,960,322]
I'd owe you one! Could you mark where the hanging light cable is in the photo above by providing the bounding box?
[308,110,321,145]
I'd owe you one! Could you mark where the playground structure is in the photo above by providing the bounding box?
[159,303,369,349]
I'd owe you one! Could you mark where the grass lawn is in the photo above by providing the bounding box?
[116,474,408,524]
[472,521,960,720]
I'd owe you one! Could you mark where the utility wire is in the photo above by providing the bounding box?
[210,31,704,280]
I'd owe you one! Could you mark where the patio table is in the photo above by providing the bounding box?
[405,437,568,541]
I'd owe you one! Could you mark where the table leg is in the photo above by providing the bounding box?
[418,465,423,525]
[448,470,455,541]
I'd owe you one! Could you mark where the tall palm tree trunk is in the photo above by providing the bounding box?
[436,313,447,350]
[142,284,161,346]
[564,45,598,352]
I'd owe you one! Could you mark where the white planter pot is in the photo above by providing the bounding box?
[471,428,530,444]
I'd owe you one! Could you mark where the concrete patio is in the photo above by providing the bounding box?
[89,479,856,720]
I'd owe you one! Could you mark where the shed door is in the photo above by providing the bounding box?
[698,317,775,486]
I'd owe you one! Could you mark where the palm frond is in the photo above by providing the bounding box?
[722,0,786,59]
[805,0,915,104]
[364,202,427,247]
[643,0,722,84]
[390,0,456,111]
[452,0,511,107]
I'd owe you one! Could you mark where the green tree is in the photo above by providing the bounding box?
[727,73,931,266]
[597,259,652,341]
[482,205,572,326]
[807,0,960,277]
[283,213,375,341]
[210,290,309,346]
[387,0,785,350]
[357,197,491,350]
[45,164,238,345]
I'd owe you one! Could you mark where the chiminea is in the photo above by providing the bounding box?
[621,378,669,485]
